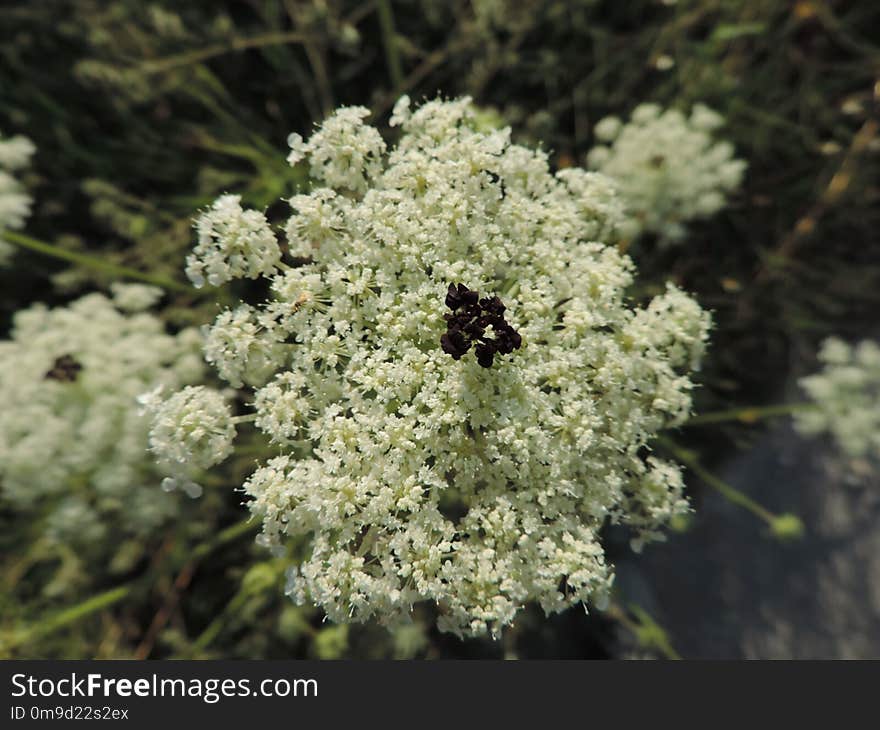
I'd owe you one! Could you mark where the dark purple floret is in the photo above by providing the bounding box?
[474,342,496,368]
[440,283,522,368]
[445,282,479,310]
[44,354,83,383]
[440,330,470,360]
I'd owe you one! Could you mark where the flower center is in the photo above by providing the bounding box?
[440,283,522,368]
[45,354,83,382]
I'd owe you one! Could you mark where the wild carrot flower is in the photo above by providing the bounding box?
[154,96,712,637]
[587,103,746,244]
[0,287,205,543]
[796,337,880,461]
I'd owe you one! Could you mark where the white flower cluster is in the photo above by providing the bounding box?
[139,385,236,496]
[286,105,386,194]
[0,287,205,543]
[795,337,880,461]
[186,194,282,288]
[587,103,746,244]
[167,96,711,637]
[0,131,35,265]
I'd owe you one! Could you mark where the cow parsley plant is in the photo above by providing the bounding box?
[587,103,746,244]
[150,96,711,637]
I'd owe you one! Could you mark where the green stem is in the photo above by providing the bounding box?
[187,133,269,166]
[5,585,132,650]
[376,0,404,90]
[605,601,681,660]
[628,604,681,660]
[138,31,306,76]
[657,436,776,525]
[231,414,258,425]
[683,402,816,426]
[190,518,258,562]
[191,615,225,653]
[3,231,194,293]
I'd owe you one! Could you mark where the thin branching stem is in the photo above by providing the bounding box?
[376,0,404,91]
[2,518,256,654]
[3,231,194,294]
[604,601,681,660]
[657,436,776,525]
[138,32,306,76]
[683,402,816,426]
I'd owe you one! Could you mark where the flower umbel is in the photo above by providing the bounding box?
[142,385,236,473]
[795,337,880,461]
[162,96,712,638]
[186,194,281,288]
[0,288,205,543]
[587,103,746,244]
